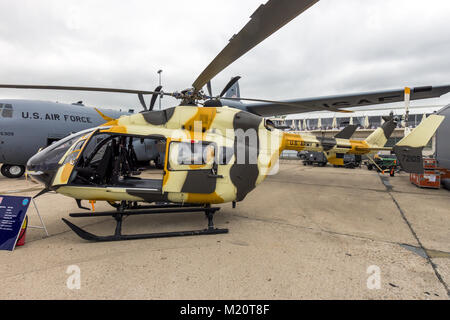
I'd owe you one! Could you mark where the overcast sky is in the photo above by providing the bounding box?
[1,0,450,111]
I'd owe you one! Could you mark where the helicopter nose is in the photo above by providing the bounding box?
[26,153,56,188]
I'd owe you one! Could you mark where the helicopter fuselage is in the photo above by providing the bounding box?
[26,105,375,205]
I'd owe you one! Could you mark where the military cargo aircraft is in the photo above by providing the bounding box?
[2,0,447,241]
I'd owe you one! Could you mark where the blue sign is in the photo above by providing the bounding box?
[0,195,31,251]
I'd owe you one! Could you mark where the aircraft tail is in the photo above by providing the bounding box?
[94,108,118,126]
[393,114,444,173]
[223,79,240,100]
[335,124,358,139]
[364,116,397,148]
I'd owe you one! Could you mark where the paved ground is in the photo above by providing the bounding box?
[0,162,449,299]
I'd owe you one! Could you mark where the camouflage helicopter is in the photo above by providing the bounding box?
[6,0,447,241]
[23,103,443,242]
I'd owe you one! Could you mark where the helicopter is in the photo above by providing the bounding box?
[4,0,447,241]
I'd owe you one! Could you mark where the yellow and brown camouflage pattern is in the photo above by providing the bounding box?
[26,105,442,205]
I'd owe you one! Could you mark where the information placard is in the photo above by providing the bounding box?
[0,195,31,251]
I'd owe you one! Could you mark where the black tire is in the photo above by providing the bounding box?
[367,164,373,171]
[1,164,25,178]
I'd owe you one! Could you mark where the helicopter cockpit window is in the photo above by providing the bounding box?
[27,129,93,171]
[62,139,87,165]
[168,141,215,171]
[75,133,110,165]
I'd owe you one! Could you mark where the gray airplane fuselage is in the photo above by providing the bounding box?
[0,99,132,166]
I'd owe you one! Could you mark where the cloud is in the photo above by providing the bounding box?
[0,0,449,110]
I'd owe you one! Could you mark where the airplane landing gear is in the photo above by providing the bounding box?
[1,164,25,178]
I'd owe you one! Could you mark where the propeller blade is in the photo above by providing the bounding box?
[149,85,163,111]
[219,76,241,98]
[138,93,148,111]
[206,81,213,97]
[191,0,319,91]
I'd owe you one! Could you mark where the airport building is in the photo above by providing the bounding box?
[270,104,445,155]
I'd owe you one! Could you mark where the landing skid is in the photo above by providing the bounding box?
[62,203,228,242]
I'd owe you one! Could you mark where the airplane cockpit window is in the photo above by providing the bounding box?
[0,104,13,118]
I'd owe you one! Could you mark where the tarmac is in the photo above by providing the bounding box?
[0,161,449,299]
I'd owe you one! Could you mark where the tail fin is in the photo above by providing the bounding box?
[335,124,358,139]
[94,108,115,122]
[364,117,397,147]
[224,78,240,100]
[393,114,444,173]
[94,108,119,126]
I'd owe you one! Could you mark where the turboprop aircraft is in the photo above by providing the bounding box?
[3,0,447,241]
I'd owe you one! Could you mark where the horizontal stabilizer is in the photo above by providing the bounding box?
[396,114,444,148]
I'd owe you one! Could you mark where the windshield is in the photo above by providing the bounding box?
[27,129,95,171]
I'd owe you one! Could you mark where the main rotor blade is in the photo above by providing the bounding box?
[222,96,352,113]
[149,85,163,111]
[206,81,213,97]
[0,84,174,96]
[138,93,148,111]
[191,0,319,91]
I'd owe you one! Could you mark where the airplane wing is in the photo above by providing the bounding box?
[244,85,450,117]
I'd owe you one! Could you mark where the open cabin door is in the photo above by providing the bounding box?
[51,130,96,187]
[163,139,218,194]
